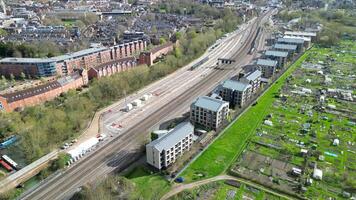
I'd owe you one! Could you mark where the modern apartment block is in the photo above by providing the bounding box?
[190,96,230,130]
[273,43,298,57]
[264,50,288,68]
[240,70,262,94]
[277,37,305,53]
[217,79,251,108]
[256,59,278,78]
[146,122,194,170]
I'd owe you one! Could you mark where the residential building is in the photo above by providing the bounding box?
[283,35,311,49]
[277,37,304,53]
[190,96,229,130]
[264,50,289,68]
[0,40,146,78]
[217,79,251,108]
[139,42,174,66]
[240,70,262,94]
[146,122,194,170]
[0,70,88,112]
[87,57,137,79]
[256,59,278,78]
[273,43,298,57]
[284,31,317,42]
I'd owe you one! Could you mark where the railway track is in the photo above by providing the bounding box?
[21,11,271,200]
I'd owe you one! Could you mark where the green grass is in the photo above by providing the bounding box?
[125,166,171,200]
[180,52,311,182]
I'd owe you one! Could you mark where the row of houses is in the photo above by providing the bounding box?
[0,42,176,112]
[0,40,147,78]
[145,31,316,171]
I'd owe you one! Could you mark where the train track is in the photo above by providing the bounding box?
[21,11,271,200]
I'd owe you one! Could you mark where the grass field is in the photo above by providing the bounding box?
[125,166,171,200]
[180,51,311,182]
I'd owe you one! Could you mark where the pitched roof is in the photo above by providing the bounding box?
[265,50,288,57]
[1,72,82,103]
[245,70,262,81]
[221,79,251,92]
[274,43,298,50]
[257,59,278,67]
[192,96,228,112]
[277,37,304,44]
[147,122,194,151]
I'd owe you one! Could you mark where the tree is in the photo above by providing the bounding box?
[159,37,167,44]
[9,74,15,81]
[20,72,26,80]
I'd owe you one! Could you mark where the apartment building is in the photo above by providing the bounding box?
[273,43,298,57]
[190,96,229,130]
[277,37,305,53]
[146,122,194,170]
[0,70,88,112]
[240,70,262,94]
[139,42,174,66]
[0,40,147,78]
[217,79,251,108]
[256,59,278,78]
[264,50,288,68]
[87,57,137,79]
[284,31,317,42]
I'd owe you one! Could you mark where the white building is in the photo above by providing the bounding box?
[190,96,230,130]
[146,122,194,170]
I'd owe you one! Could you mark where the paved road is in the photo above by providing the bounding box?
[20,10,274,200]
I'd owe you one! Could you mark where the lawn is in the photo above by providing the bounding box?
[125,166,171,200]
[180,51,311,182]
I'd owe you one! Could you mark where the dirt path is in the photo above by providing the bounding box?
[160,175,295,200]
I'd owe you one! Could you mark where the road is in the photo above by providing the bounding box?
[20,10,274,200]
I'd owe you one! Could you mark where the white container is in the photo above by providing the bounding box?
[132,99,142,107]
[125,103,133,111]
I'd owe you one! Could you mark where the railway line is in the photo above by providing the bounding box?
[20,10,272,200]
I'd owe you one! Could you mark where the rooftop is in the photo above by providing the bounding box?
[265,50,289,58]
[274,43,298,51]
[244,70,262,81]
[192,96,229,112]
[277,37,304,44]
[257,59,278,67]
[1,72,82,103]
[284,31,317,37]
[147,122,194,151]
[283,35,311,42]
[222,79,251,92]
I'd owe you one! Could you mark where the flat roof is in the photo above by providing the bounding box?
[283,35,311,42]
[54,47,108,61]
[274,43,298,50]
[257,59,278,67]
[0,57,57,64]
[0,47,108,64]
[277,37,304,44]
[221,79,251,92]
[147,122,194,151]
[284,31,316,37]
[265,50,289,57]
[193,96,228,112]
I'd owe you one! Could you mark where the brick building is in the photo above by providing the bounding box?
[0,40,147,78]
[87,57,137,79]
[0,70,88,112]
[139,42,174,66]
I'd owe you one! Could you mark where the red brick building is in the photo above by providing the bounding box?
[0,70,88,112]
[87,57,137,80]
[139,42,174,66]
[0,40,147,78]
